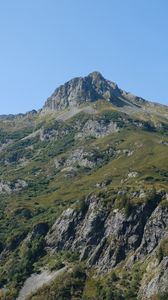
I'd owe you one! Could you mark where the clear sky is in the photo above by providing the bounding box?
[0,0,168,114]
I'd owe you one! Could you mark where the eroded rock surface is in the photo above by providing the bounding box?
[46,192,166,270]
[42,72,127,112]
[45,192,168,298]
[138,257,168,299]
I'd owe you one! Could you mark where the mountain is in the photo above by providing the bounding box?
[0,72,168,300]
[43,71,127,111]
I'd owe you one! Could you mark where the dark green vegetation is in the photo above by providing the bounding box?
[0,74,168,299]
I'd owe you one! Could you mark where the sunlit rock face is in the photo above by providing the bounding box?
[42,71,126,112]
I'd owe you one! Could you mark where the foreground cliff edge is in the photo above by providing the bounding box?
[0,72,168,299]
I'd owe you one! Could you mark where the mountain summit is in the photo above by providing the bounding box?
[43,71,130,112]
[41,72,168,126]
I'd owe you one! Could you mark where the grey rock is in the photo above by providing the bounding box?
[138,257,168,299]
[133,205,168,261]
[46,191,163,273]
[75,119,119,139]
[65,148,95,169]
[0,179,28,194]
[42,72,126,112]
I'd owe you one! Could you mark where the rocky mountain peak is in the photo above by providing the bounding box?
[42,71,124,112]
[88,70,105,80]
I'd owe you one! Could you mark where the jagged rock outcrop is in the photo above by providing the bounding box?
[138,257,168,299]
[46,191,167,270]
[45,192,168,298]
[75,119,119,139]
[42,72,128,112]
[133,204,168,261]
[63,146,114,170]
[0,180,27,194]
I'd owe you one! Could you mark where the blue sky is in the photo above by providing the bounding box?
[0,0,168,114]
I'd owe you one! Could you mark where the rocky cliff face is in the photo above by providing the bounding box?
[42,71,128,112]
[45,191,168,298]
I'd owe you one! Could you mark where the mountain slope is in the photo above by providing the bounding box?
[0,72,168,300]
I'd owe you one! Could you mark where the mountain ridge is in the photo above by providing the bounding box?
[42,71,150,113]
[1,71,168,118]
